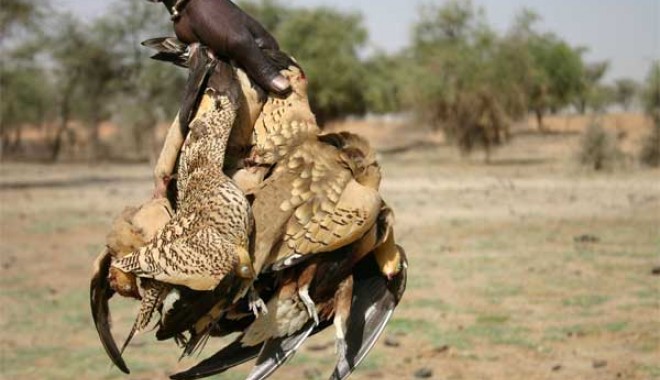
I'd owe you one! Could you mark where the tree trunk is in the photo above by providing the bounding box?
[51,74,80,161]
[535,108,545,132]
[10,126,23,154]
[89,116,102,161]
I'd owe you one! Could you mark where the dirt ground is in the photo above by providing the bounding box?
[1,113,658,380]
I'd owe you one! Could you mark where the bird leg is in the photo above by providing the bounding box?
[333,275,354,362]
[298,285,319,326]
[296,261,319,325]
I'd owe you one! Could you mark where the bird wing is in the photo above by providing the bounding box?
[245,320,316,380]
[170,335,263,380]
[111,226,239,291]
[253,142,381,272]
[330,248,408,380]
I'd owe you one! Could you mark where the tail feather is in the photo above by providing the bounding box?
[141,37,189,67]
[90,248,130,374]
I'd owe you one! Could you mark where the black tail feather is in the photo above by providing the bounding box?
[90,248,130,374]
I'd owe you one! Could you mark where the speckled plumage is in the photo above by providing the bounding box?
[112,90,256,338]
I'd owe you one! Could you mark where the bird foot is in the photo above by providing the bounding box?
[248,288,268,317]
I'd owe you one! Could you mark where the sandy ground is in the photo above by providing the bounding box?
[1,114,659,380]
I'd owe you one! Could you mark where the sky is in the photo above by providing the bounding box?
[55,0,659,82]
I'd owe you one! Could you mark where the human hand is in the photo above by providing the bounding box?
[172,0,291,95]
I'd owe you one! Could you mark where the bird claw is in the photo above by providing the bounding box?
[248,289,268,317]
[249,298,267,317]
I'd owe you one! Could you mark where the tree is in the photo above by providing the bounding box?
[400,0,526,158]
[527,35,585,129]
[613,78,638,112]
[0,0,51,157]
[642,62,660,120]
[575,61,609,114]
[361,52,404,114]
[43,15,126,160]
[44,1,181,161]
[97,0,184,160]
[506,9,586,129]
[0,0,45,38]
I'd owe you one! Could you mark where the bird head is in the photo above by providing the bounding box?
[320,132,382,189]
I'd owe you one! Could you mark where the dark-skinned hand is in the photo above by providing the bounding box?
[171,0,290,95]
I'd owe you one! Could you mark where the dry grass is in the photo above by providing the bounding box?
[1,113,659,380]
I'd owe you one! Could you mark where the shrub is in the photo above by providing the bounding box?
[577,122,622,171]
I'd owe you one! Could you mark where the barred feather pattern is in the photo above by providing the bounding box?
[113,90,253,294]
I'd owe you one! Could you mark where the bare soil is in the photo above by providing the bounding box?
[1,113,658,380]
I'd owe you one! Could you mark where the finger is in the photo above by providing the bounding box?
[231,37,290,95]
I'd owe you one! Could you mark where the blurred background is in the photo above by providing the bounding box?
[1,0,658,379]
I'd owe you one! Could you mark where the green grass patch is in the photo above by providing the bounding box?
[482,284,523,300]
[406,297,453,311]
[542,323,602,342]
[604,321,629,333]
[636,288,659,300]
[476,314,510,325]
[387,315,534,350]
[463,323,534,348]
[639,364,660,377]
[562,294,610,308]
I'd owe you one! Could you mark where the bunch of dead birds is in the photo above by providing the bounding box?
[90,37,407,380]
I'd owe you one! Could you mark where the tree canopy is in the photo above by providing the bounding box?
[0,0,649,160]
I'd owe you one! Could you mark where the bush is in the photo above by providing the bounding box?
[577,122,622,171]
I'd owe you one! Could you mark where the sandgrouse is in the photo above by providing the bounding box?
[103,45,261,370]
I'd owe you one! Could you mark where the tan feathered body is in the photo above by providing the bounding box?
[114,92,254,290]
[246,67,382,274]
[111,90,256,339]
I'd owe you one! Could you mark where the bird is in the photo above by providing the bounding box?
[164,62,408,380]
[171,201,407,380]
[90,198,174,373]
[97,37,409,379]
[92,44,264,373]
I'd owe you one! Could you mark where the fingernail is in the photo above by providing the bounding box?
[271,75,290,92]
